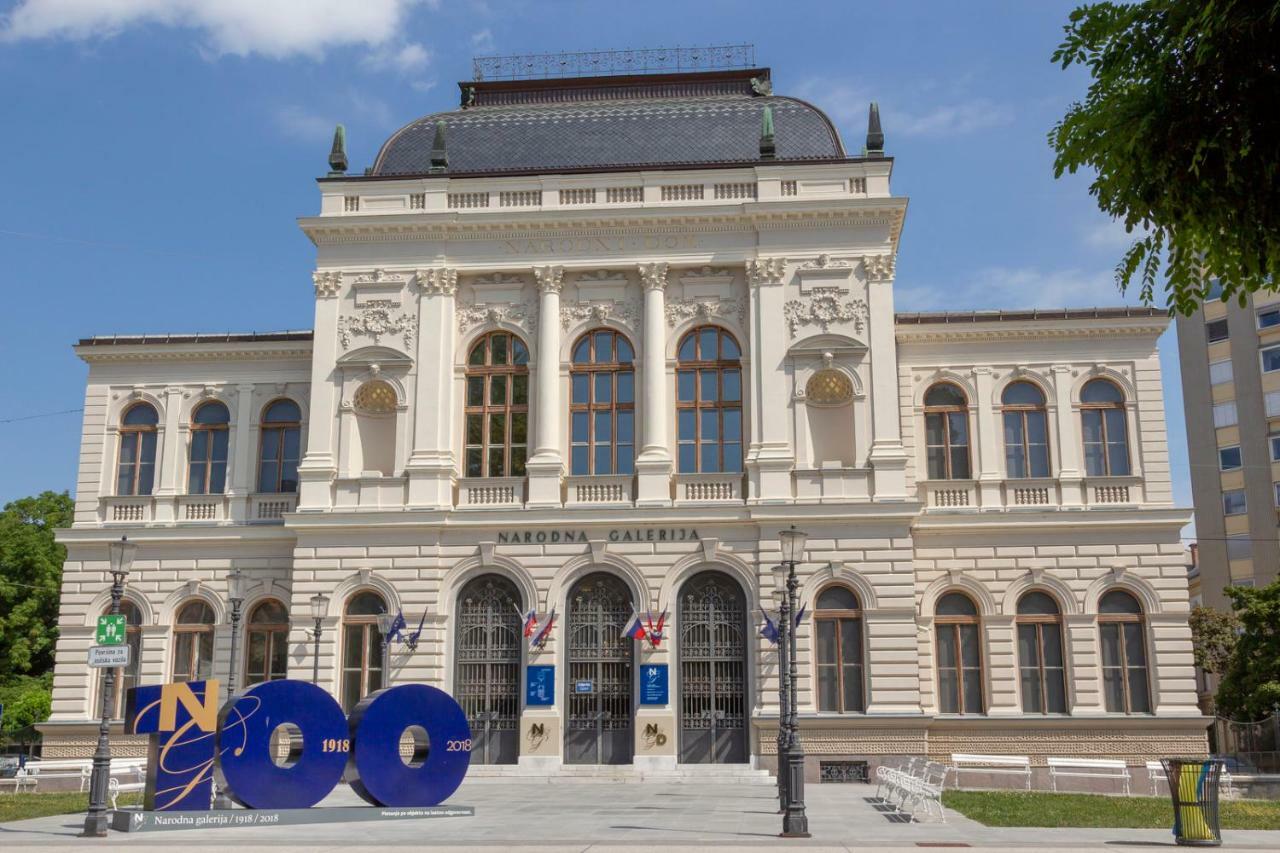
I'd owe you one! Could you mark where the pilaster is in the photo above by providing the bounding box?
[297,270,342,511]
[406,267,458,509]
[865,255,908,499]
[527,265,565,507]
[745,257,794,503]
[635,262,673,506]
[1052,364,1085,506]
[228,383,255,522]
[971,366,1002,508]
[152,386,184,522]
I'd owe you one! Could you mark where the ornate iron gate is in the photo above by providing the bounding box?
[679,570,747,763]
[455,574,521,764]
[565,572,634,764]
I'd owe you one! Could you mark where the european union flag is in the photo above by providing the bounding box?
[387,610,407,643]
[760,609,780,645]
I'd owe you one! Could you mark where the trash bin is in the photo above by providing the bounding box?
[1161,758,1224,847]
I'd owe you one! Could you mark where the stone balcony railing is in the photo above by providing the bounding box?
[100,496,153,524]
[249,492,297,523]
[565,475,633,507]
[457,476,526,509]
[176,494,227,523]
[673,472,744,505]
[1084,476,1143,507]
[920,476,1147,511]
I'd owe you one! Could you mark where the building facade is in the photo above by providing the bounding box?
[43,63,1207,777]
[1177,291,1280,609]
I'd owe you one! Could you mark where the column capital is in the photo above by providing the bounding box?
[862,252,896,283]
[534,265,564,294]
[312,270,343,298]
[415,267,457,296]
[638,261,669,291]
[747,257,787,288]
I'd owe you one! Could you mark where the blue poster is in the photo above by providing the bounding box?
[639,664,668,705]
[526,665,554,706]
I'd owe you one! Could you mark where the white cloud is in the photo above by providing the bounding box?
[891,99,1015,137]
[363,41,430,74]
[795,79,1014,140]
[274,90,395,143]
[0,0,428,59]
[1083,217,1150,251]
[410,78,438,93]
[273,104,336,142]
[470,27,493,53]
[897,266,1137,313]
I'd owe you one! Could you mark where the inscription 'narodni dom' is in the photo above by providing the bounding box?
[500,234,698,256]
[497,528,699,544]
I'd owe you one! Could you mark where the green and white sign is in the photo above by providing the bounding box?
[96,614,126,645]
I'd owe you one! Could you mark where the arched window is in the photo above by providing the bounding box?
[117,403,159,496]
[1099,590,1151,713]
[245,599,289,685]
[1001,381,1050,478]
[341,591,386,712]
[570,329,635,476]
[258,400,301,493]
[171,600,215,683]
[935,592,984,714]
[465,332,529,478]
[1081,379,1131,477]
[676,326,742,474]
[188,401,230,495]
[815,586,865,713]
[1016,591,1067,714]
[923,383,971,480]
[98,600,143,717]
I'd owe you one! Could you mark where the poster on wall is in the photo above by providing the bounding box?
[525,665,554,706]
[639,665,668,705]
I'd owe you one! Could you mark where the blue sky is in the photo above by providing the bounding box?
[0,0,1191,533]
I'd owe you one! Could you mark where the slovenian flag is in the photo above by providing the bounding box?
[530,608,556,648]
[760,609,780,645]
[622,611,648,641]
[521,608,539,638]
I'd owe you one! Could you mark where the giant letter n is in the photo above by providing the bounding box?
[125,679,220,811]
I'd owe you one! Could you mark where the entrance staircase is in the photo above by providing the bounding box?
[466,763,776,784]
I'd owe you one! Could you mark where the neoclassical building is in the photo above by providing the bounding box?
[43,59,1206,778]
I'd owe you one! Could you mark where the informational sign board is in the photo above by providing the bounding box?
[88,644,131,668]
[525,665,554,706]
[574,680,594,694]
[96,614,127,645]
[639,664,668,705]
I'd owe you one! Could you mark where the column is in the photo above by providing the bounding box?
[406,268,457,509]
[152,386,184,522]
[971,367,1002,508]
[228,383,255,522]
[1052,364,1084,506]
[864,255,908,499]
[297,270,343,511]
[635,262,673,506]
[746,257,794,502]
[526,265,564,507]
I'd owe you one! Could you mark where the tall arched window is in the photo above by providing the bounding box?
[923,383,971,480]
[465,331,529,478]
[1081,379,1131,476]
[258,400,301,493]
[188,401,230,495]
[570,329,635,476]
[935,592,984,714]
[245,599,289,685]
[171,600,215,683]
[1099,590,1151,713]
[1002,381,1050,478]
[341,591,386,712]
[98,600,142,716]
[1016,591,1067,714]
[117,403,159,496]
[814,586,865,713]
[676,326,742,474]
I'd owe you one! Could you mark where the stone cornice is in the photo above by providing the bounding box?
[896,319,1168,344]
[75,342,313,364]
[912,506,1190,533]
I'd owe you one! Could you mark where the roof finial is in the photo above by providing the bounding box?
[759,104,776,160]
[328,124,348,176]
[865,102,884,155]
[429,119,448,171]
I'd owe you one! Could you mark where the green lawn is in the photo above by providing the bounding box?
[0,791,142,824]
[942,790,1280,830]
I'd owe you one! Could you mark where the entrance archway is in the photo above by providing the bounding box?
[454,574,522,764]
[564,572,634,764]
[678,570,748,763]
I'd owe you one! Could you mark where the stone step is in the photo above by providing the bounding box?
[466,764,776,784]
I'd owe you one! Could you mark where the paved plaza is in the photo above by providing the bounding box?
[3,780,1280,851]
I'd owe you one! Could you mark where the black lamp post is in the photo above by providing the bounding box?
[376,611,395,689]
[773,569,789,814]
[309,592,329,685]
[82,535,135,837]
[777,525,810,838]
[213,568,246,810]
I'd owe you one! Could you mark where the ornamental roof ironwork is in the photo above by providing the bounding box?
[472,45,756,81]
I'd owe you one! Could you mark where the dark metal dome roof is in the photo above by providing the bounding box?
[369,69,847,178]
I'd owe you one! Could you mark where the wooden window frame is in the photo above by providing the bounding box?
[1098,597,1151,714]
[1015,596,1067,715]
[1080,381,1130,477]
[814,586,866,714]
[340,593,386,713]
[935,594,985,715]
[171,600,215,683]
[923,383,971,480]
[244,599,290,685]
[569,328,635,476]
[464,331,530,478]
[675,326,743,474]
[117,404,158,496]
[188,402,229,495]
[1001,383,1051,479]
[257,399,301,494]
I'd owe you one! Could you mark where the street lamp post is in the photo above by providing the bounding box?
[771,565,789,814]
[213,568,246,810]
[376,611,395,689]
[309,592,329,685]
[82,536,136,837]
[777,526,810,838]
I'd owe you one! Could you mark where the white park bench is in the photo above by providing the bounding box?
[1047,757,1131,795]
[1146,760,1236,799]
[17,759,94,792]
[107,763,147,809]
[950,754,1032,790]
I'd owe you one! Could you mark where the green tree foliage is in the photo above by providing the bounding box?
[1050,1,1280,314]
[0,491,73,682]
[0,674,52,742]
[1188,605,1239,675]
[1216,579,1280,719]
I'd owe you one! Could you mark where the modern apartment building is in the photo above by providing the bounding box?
[1176,290,1280,607]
